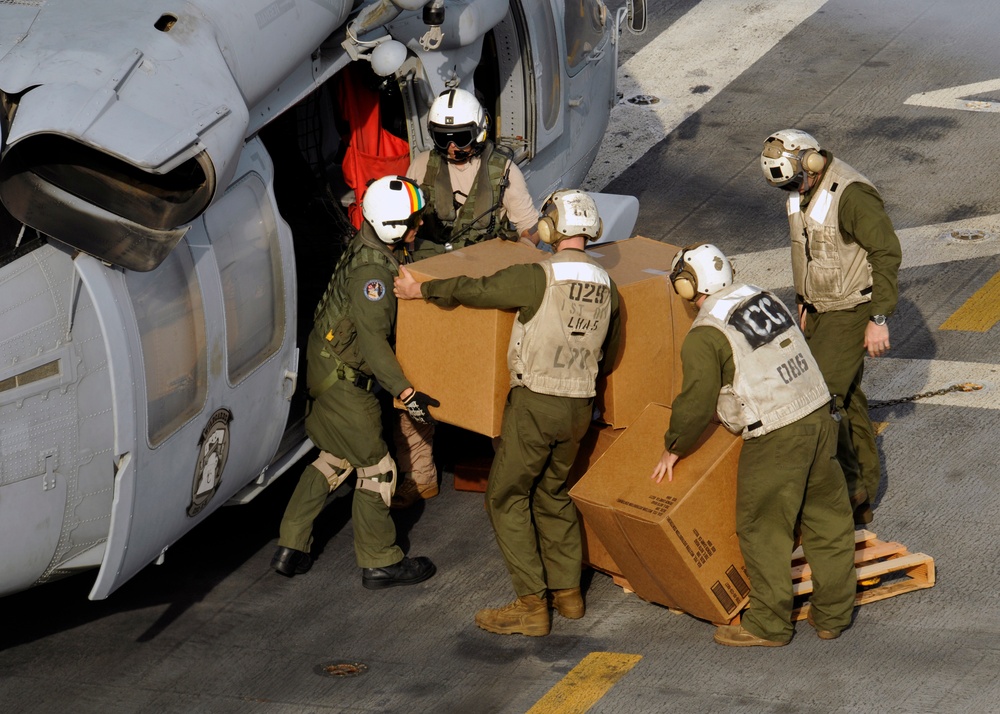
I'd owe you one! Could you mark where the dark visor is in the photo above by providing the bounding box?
[383,208,424,231]
[431,126,476,151]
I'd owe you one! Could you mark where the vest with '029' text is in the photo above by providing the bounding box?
[508,251,611,398]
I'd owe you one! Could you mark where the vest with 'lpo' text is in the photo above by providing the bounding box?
[508,251,611,398]
[787,158,875,312]
[692,284,830,439]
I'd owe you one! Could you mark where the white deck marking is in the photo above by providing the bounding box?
[585,0,828,191]
[905,79,1000,113]
[730,216,1000,410]
[731,214,1000,290]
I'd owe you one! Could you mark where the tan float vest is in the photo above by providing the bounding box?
[508,250,612,398]
[787,158,875,312]
[692,284,830,440]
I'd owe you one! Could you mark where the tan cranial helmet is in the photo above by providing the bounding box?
[760,129,825,188]
[669,243,733,300]
[537,189,603,245]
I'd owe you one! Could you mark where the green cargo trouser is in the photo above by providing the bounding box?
[278,379,402,568]
[805,304,881,517]
[486,386,593,598]
[737,407,857,642]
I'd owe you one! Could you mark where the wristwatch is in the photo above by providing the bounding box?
[870,314,887,326]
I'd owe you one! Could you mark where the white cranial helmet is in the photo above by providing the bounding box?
[537,189,604,245]
[362,176,426,244]
[760,129,824,188]
[428,88,488,160]
[669,243,733,300]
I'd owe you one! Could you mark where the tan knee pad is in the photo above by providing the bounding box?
[355,452,398,508]
[312,451,354,491]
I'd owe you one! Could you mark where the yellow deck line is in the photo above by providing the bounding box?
[526,652,642,714]
[940,271,1000,332]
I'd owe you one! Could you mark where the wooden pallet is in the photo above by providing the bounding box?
[602,529,935,624]
[790,529,936,621]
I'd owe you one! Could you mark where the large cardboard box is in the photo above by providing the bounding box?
[395,239,545,436]
[567,423,626,576]
[589,237,697,428]
[570,402,749,624]
[395,236,697,435]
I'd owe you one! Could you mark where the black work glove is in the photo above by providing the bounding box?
[402,390,440,425]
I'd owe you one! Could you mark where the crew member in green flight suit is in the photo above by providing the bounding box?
[272,175,438,589]
[652,243,856,647]
[395,189,621,636]
[760,129,902,525]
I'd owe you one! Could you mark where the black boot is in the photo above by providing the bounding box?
[272,546,312,577]
[361,556,436,589]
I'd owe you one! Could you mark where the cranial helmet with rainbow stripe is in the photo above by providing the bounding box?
[362,175,426,244]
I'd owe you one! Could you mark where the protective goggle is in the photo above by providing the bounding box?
[431,125,476,151]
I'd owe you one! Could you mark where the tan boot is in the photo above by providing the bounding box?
[475,595,550,636]
[806,608,842,640]
[416,481,439,500]
[550,587,585,619]
[390,478,420,509]
[390,478,439,509]
[713,624,788,647]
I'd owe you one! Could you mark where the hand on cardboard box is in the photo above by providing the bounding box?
[651,449,680,484]
[402,389,440,425]
[394,266,423,301]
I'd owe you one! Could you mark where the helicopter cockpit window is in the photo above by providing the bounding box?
[125,241,208,447]
[205,173,285,385]
[565,0,607,74]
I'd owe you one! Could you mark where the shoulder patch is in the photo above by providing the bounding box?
[364,279,387,302]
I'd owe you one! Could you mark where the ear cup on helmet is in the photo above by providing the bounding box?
[672,269,697,300]
[537,215,557,244]
[801,149,826,174]
[537,192,564,244]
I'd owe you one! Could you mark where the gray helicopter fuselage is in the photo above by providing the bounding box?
[0,0,639,599]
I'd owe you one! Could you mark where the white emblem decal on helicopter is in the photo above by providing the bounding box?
[188,408,232,517]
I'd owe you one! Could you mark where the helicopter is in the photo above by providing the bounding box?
[0,0,646,600]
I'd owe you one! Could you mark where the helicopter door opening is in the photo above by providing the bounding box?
[474,8,530,163]
[509,0,563,157]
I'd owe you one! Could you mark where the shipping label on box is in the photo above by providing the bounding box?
[570,402,749,624]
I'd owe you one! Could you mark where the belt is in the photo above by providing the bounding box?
[801,287,873,313]
[351,372,375,391]
[310,351,375,399]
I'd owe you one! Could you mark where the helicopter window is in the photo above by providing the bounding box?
[565,0,606,74]
[125,241,208,447]
[530,0,562,131]
[205,173,285,385]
